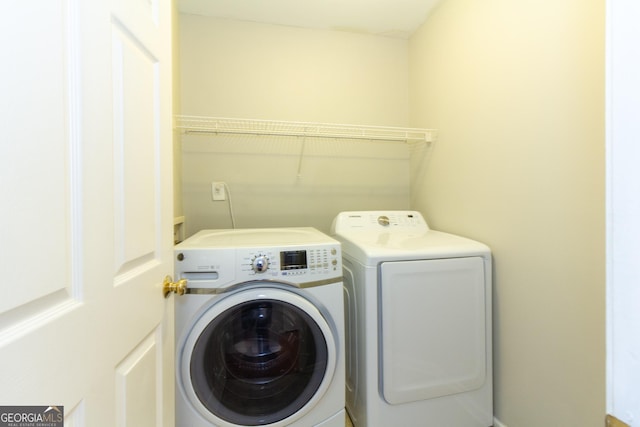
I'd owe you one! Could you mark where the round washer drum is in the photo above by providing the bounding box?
[178,284,339,426]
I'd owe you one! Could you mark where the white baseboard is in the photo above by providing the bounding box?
[493,417,508,427]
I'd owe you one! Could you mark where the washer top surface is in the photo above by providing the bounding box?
[177,227,337,249]
[331,211,490,263]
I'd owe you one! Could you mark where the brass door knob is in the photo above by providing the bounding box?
[163,276,187,298]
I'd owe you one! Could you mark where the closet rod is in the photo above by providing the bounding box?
[175,115,435,143]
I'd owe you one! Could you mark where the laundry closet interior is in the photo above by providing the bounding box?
[172,1,605,427]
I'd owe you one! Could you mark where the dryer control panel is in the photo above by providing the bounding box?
[331,210,429,232]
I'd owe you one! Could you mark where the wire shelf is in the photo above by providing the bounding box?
[175,115,436,143]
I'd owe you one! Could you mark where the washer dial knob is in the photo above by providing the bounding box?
[251,255,269,273]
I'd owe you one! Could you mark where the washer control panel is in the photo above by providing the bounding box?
[240,245,339,280]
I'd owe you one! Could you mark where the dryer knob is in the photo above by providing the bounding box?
[378,215,390,226]
[252,255,269,273]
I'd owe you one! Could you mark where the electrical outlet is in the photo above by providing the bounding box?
[211,182,226,201]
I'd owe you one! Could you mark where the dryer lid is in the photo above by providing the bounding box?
[331,211,490,264]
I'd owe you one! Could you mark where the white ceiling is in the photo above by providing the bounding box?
[178,0,443,39]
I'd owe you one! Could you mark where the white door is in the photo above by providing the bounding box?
[0,0,174,425]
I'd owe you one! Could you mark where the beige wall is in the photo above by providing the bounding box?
[180,15,409,125]
[179,15,413,235]
[409,1,605,426]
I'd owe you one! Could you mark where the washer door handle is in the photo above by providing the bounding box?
[163,276,188,298]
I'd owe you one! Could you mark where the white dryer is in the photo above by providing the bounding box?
[174,228,345,427]
[331,211,493,427]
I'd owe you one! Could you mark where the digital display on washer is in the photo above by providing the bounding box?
[280,250,307,270]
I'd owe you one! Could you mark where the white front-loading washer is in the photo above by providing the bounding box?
[173,228,345,427]
[331,211,493,427]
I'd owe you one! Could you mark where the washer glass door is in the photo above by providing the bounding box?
[182,286,335,426]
